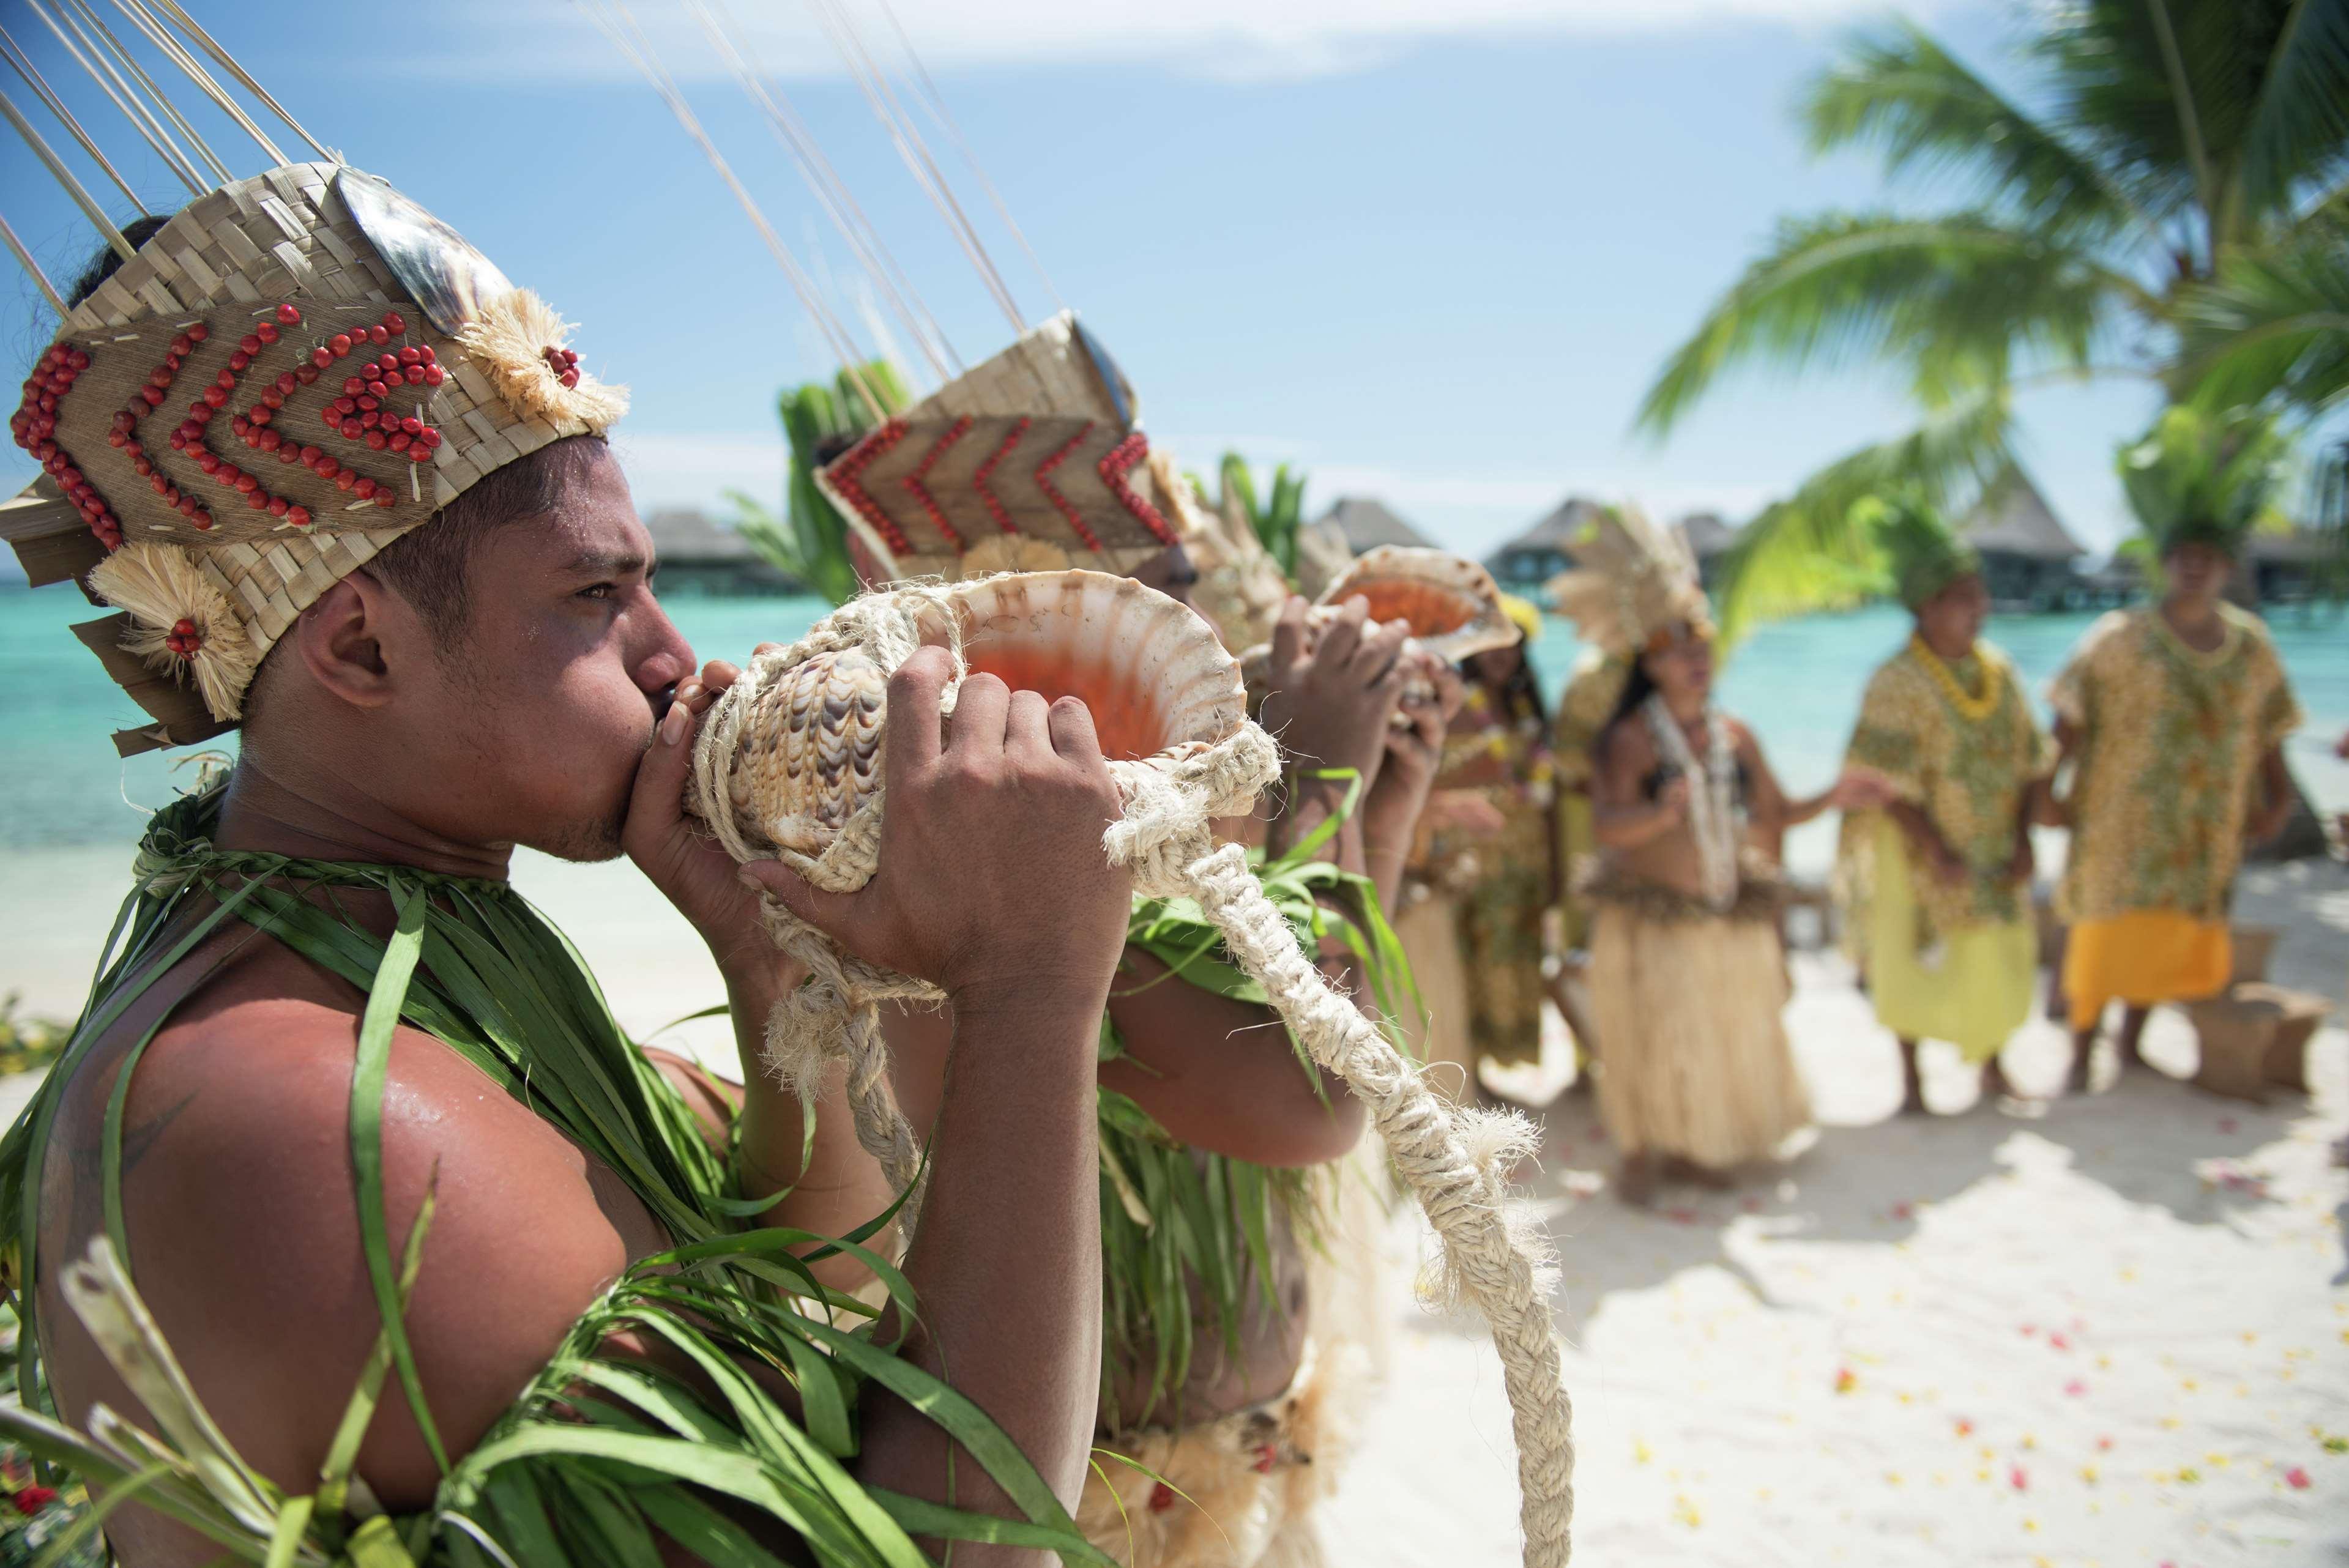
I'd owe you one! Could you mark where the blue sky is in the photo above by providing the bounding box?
[1,0,2169,568]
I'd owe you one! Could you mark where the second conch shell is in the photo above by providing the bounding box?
[1238,545,1521,714]
[1317,546,1519,664]
[709,570,1253,883]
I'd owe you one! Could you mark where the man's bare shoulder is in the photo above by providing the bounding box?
[42,961,646,1521]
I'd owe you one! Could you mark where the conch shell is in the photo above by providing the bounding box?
[1239,545,1520,713]
[1319,546,1519,664]
[709,571,1253,886]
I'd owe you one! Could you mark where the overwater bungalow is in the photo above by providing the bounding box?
[1959,467,2087,610]
[644,508,801,596]
[1307,496,1437,555]
[1485,496,1609,590]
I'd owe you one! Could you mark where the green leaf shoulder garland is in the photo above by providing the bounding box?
[0,782,1108,1567]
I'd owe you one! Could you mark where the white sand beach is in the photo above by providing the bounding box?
[2,848,2343,1564]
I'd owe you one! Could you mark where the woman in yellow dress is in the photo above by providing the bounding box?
[1837,498,2052,1111]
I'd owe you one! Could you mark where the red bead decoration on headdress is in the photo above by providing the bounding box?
[542,344,581,389]
[824,418,914,557]
[163,617,202,660]
[1097,431,1178,548]
[1032,422,1103,554]
[901,415,972,552]
[13,341,128,547]
[970,416,1030,534]
[121,303,434,536]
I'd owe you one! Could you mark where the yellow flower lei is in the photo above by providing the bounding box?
[1908,633,2003,724]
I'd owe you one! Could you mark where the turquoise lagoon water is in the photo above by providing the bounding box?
[3,581,2345,872]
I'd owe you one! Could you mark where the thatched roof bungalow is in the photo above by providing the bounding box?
[1959,468,2086,609]
[1308,496,1436,554]
[1485,497,1609,590]
[644,508,800,596]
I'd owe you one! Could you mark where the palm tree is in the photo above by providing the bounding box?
[1636,1,2349,640]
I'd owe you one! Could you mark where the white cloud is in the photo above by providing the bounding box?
[459,0,1954,86]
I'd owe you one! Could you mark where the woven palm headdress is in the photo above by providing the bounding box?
[1545,503,1714,656]
[1,5,624,757]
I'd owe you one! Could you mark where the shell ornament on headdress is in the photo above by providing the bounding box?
[6,117,624,756]
[1544,504,1714,657]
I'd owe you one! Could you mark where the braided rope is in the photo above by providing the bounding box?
[688,579,1573,1566]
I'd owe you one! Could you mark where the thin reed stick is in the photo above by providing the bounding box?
[0,208,71,317]
[808,0,1025,334]
[0,86,135,259]
[874,0,1065,313]
[0,24,146,212]
[106,0,289,168]
[24,0,204,193]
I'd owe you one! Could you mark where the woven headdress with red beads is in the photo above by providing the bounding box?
[2,16,623,756]
[816,312,1201,585]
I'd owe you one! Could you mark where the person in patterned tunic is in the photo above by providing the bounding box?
[1837,498,2052,1111]
[2049,411,2302,1087]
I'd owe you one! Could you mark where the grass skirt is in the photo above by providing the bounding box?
[1077,1142,1393,1567]
[1393,890,1475,1101]
[1587,875,1809,1167]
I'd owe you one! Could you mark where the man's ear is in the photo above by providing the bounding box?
[289,570,420,710]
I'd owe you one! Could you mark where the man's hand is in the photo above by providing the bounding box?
[742,648,1132,1016]
[624,653,794,982]
[1258,595,1410,787]
[1362,652,1462,862]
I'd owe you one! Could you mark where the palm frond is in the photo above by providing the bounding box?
[2032,1,2217,235]
[1634,212,2137,434]
[1802,22,2150,242]
[2176,231,2349,414]
[2116,403,2296,544]
[2236,0,2349,220]
[1710,386,2016,644]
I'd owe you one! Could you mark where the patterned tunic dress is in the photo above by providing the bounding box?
[2048,606,2301,1025]
[1839,637,2052,1060]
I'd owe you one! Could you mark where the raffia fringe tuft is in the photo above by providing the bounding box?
[90,541,261,721]
[455,288,629,433]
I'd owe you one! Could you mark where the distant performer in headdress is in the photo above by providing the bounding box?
[1556,508,1877,1203]
[1836,497,2052,1111]
[1401,594,1557,1088]
[2050,409,2302,1085]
